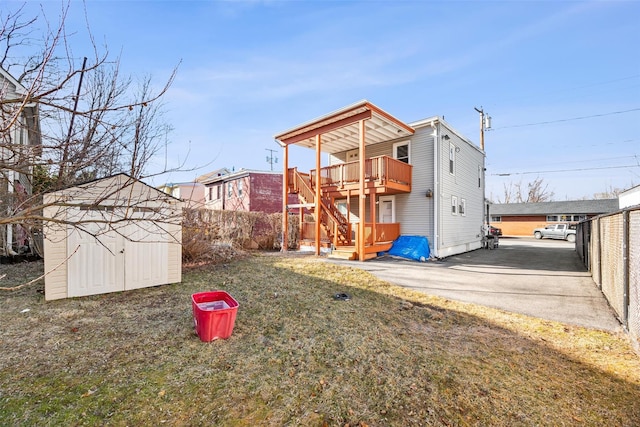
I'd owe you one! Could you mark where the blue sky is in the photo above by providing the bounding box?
[13,0,640,200]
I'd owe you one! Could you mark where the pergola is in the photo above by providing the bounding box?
[274,100,414,261]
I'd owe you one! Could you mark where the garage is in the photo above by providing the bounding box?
[43,174,183,301]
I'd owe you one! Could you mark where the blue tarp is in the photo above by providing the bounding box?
[386,235,431,262]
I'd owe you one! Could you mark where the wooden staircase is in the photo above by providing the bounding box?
[289,168,351,246]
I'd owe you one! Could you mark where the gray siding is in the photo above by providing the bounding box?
[329,119,484,258]
[436,123,485,256]
[395,127,434,240]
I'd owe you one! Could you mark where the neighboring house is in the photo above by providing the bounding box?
[0,67,41,256]
[198,168,290,213]
[275,100,486,261]
[619,184,640,209]
[489,199,619,236]
[158,181,205,209]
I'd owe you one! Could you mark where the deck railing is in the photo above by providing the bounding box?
[362,222,400,245]
[310,156,411,189]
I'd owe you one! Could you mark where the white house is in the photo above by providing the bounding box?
[0,67,41,255]
[619,184,640,209]
[275,100,485,260]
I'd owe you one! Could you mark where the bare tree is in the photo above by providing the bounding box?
[0,3,182,257]
[593,184,632,200]
[497,177,554,203]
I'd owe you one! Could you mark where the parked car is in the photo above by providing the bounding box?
[488,225,502,236]
[533,223,576,242]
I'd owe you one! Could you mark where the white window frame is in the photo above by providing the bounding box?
[449,143,456,175]
[451,195,458,215]
[393,140,411,164]
[227,182,233,198]
[238,179,243,197]
[460,198,466,216]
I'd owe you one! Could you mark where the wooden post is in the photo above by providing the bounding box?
[315,134,322,256]
[298,206,303,244]
[358,120,366,261]
[346,189,351,245]
[370,194,376,247]
[282,144,289,252]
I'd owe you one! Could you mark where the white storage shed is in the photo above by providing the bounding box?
[43,174,183,301]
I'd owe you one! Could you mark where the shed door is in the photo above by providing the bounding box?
[67,210,125,297]
[124,221,169,291]
[67,210,170,297]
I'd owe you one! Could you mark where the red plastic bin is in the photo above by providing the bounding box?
[191,291,239,342]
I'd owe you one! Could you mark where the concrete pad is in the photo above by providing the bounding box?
[327,237,622,332]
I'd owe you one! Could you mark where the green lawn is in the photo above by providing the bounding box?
[1,253,639,426]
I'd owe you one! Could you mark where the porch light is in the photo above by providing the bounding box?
[426,189,433,198]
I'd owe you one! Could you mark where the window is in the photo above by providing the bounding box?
[216,184,221,200]
[238,180,243,197]
[227,182,233,197]
[393,141,411,164]
[546,215,558,222]
[460,198,466,216]
[208,187,213,201]
[451,196,458,215]
[491,215,501,222]
[449,143,456,175]
[478,165,482,188]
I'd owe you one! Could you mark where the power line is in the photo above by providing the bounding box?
[491,107,640,130]
[492,163,640,177]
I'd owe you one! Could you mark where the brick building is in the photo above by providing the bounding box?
[489,199,619,236]
[198,168,291,213]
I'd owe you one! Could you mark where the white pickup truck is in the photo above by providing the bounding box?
[533,224,576,242]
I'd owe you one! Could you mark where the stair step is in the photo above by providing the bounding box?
[328,249,357,260]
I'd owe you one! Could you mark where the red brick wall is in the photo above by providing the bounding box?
[250,174,284,214]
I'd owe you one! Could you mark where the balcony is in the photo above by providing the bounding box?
[310,155,412,197]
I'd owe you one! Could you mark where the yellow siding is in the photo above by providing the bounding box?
[43,201,68,301]
[167,225,182,283]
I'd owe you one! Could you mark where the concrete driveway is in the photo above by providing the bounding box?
[328,238,621,331]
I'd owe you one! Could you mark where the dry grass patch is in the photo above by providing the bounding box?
[1,254,639,426]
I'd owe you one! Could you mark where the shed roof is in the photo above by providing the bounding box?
[274,100,415,154]
[490,199,619,216]
[46,173,182,203]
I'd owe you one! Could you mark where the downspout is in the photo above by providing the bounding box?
[431,121,439,258]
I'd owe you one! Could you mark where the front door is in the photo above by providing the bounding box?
[379,196,395,223]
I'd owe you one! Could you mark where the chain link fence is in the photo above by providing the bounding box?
[577,205,640,349]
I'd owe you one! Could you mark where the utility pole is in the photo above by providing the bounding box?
[474,106,491,151]
[266,148,278,171]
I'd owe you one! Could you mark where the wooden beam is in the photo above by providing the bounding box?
[279,110,372,145]
[282,145,289,252]
[315,134,322,256]
[358,119,366,261]
[371,194,376,248]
